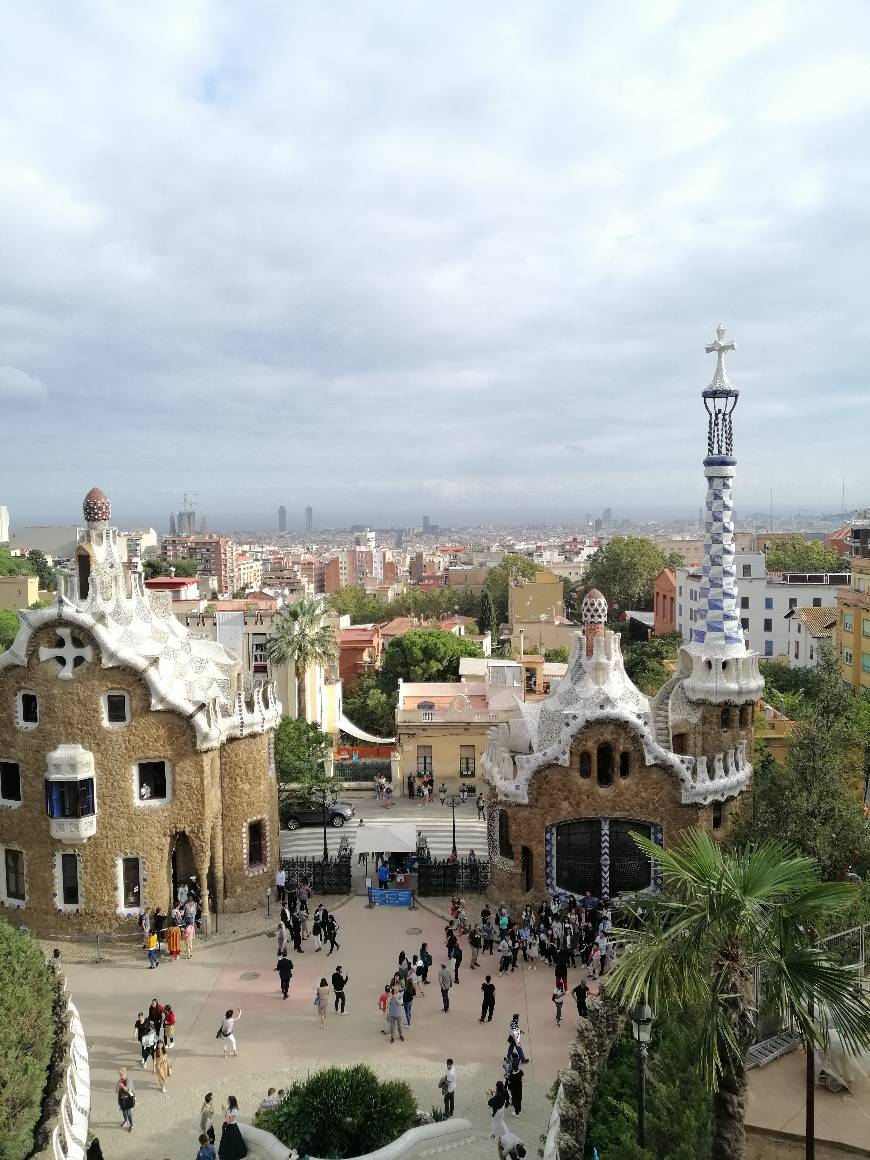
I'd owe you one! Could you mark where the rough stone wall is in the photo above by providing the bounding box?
[219,731,279,912]
[490,722,710,901]
[0,622,276,933]
[555,990,625,1160]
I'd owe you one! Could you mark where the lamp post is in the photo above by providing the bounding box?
[446,793,460,857]
[630,1000,654,1148]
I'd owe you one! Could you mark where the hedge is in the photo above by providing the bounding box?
[0,922,56,1160]
[256,1064,418,1159]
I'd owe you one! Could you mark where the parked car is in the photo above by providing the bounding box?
[281,799,355,830]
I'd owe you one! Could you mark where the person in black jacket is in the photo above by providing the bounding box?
[275,953,294,999]
[507,1065,524,1116]
[572,979,589,1018]
[332,967,349,1012]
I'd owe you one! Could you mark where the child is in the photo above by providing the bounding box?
[551,985,565,1027]
[378,982,391,1034]
[196,1132,216,1160]
[163,1004,176,1047]
[526,936,539,970]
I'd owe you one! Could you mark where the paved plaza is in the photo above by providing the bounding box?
[66,895,585,1160]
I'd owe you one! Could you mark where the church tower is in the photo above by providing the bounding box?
[653,325,763,819]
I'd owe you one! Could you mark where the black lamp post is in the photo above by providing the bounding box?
[630,1000,654,1148]
[446,793,460,857]
[307,781,338,862]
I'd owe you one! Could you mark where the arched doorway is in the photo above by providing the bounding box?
[170,832,197,904]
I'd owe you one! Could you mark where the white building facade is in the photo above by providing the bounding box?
[676,551,849,662]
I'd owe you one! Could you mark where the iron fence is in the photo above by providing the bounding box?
[417,856,490,895]
[334,759,392,783]
[279,854,352,894]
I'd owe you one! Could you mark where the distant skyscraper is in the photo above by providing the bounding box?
[169,512,177,535]
[305,505,313,534]
[602,507,612,523]
[279,505,287,532]
[422,515,431,533]
[0,505,9,544]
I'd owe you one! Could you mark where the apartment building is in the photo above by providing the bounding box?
[653,569,676,636]
[235,554,263,591]
[160,534,238,594]
[835,556,870,692]
[676,552,848,663]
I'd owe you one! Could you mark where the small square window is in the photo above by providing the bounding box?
[740,597,750,609]
[741,617,749,631]
[137,761,168,801]
[742,564,752,578]
[788,598,798,610]
[19,693,38,726]
[248,820,265,867]
[763,618,772,632]
[3,848,25,902]
[812,597,822,607]
[0,761,21,804]
[764,597,773,610]
[108,694,128,723]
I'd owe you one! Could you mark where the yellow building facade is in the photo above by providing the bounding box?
[507,569,564,626]
[835,557,870,693]
[0,574,41,610]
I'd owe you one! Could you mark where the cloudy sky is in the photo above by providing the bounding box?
[2,2,869,530]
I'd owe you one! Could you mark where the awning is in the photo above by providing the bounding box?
[352,821,417,854]
[339,712,395,745]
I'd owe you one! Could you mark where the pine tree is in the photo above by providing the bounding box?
[478,588,497,636]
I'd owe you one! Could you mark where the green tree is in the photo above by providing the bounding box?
[732,644,869,879]
[267,596,338,719]
[765,537,845,573]
[622,633,681,695]
[143,558,167,579]
[25,549,54,590]
[326,586,385,624]
[562,577,581,620]
[0,608,19,652]
[483,553,537,625]
[171,557,198,577]
[609,830,870,1160]
[478,587,497,637]
[583,537,682,613]
[274,716,332,787]
[257,1065,417,1159]
[342,673,396,738]
[0,547,33,577]
[544,646,569,663]
[0,925,57,1160]
[378,628,483,694]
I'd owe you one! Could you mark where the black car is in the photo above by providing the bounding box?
[281,800,355,830]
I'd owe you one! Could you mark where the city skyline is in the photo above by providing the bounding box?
[2,5,870,517]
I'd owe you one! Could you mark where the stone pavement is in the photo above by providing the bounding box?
[66,899,591,1160]
[747,1050,870,1153]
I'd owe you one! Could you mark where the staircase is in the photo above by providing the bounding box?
[652,675,680,748]
[747,1031,797,1070]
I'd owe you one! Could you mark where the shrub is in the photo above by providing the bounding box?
[0,923,56,1160]
[584,1012,712,1159]
[257,1064,418,1159]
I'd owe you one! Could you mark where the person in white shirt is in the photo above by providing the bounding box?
[442,1059,456,1118]
[275,867,286,903]
[595,932,609,975]
[220,1008,241,1056]
[498,1128,526,1160]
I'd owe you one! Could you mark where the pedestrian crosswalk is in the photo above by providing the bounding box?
[279,810,488,860]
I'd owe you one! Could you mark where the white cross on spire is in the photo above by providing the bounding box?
[705,323,736,391]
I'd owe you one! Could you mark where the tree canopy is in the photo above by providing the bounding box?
[622,632,681,695]
[731,643,870,880]
[478,587,497,637]
[582,537,682,612]
[267,596,338,718]
[143,556,197,578]
[0,547,34,577]
[327,583,479,626]
[544,646,569,663]
[378,628,483,693]
[274,716,333,789]
[341,672,396,739]
[0,609,19,652]
[482,553,538,625]
[765,536,845,574]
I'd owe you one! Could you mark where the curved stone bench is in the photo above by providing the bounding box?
[239,1116,474,1160]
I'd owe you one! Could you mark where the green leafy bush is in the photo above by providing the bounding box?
[257,1064,418,1158]
[0,923,56,1160]
[584,1013,712,1159]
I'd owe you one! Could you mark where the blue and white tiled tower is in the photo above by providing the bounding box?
[679,325,763,705]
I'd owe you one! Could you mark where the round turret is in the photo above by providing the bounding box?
[581,588,608,624]
[83,487,111,524]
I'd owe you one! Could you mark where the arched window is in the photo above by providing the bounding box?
[579,752,592,778]
[739,705,752,728]
[720,707,732,729]
[596,744,613,787]
[619,751,630,778]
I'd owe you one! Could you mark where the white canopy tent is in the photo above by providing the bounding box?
[352,821,417,855]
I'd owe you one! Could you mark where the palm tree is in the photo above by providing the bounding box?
[266,597,338,721]
[608,830,870,1160]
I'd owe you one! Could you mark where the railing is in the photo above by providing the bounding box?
[397,708,511,724]
[769,572,850,585]
[416,857,490,895]
[334,759,392,783]
[279,854,352,894]
[46,995,90,1160]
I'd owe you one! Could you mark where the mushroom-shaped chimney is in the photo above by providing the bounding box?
[82,487,111,524]
[581,588,608,657]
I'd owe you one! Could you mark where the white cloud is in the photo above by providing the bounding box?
[0,1,869,523]
[0,366,47,402]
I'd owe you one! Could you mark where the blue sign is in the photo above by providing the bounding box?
[368,888,413,908]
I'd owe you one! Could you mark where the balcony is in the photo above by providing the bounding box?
[397,706,517,726]
[49,815,97,843]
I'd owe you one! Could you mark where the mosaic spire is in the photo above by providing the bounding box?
[692,324,744,651]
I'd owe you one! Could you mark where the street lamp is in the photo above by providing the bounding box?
[630,1000,654,1148]
[446,792,461,857]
